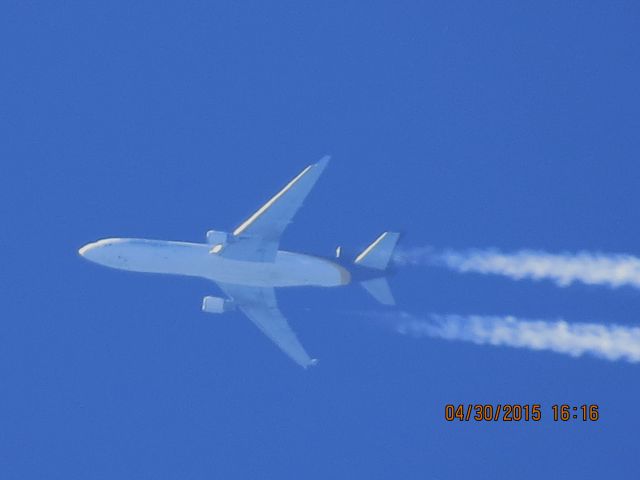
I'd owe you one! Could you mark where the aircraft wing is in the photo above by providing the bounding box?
[221,156,330,262]
[217,282,317,368]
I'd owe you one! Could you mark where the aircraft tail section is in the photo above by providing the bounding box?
[354,232,401,270]
[360,277,395,305]
[355,232,400,305]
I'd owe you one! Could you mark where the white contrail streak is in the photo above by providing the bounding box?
[392,312,640,363]
[394,247,640,289]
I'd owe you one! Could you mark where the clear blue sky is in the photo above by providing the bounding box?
[2,2,640,478]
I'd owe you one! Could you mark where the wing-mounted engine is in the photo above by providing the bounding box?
[206,230,229,254]
[202,296,235,314]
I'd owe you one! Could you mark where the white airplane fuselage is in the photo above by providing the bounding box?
[79,238,352,288]
[78,158,401,367]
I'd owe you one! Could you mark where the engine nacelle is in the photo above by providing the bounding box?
[206,230,228,245]
[201,296,234,314]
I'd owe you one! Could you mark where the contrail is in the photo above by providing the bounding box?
[389,311,640,363]
[394,247,640,289]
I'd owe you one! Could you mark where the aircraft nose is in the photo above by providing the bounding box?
[78,242,97,257]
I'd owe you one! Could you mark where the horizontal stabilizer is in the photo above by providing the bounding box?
[354,232,400,270]
[360,277,395,305]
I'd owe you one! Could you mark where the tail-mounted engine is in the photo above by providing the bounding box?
[202,296,235,314]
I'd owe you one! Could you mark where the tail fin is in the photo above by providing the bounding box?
[355,232,400,305]
[354,232,401,270]
[360,277,395,305]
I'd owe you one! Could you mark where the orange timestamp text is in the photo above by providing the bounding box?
[444,404,600,422]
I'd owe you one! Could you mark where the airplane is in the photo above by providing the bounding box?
[78,156,400,368]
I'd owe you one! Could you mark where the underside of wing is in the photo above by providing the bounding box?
[217,283,317,368]
[220,156,330,262]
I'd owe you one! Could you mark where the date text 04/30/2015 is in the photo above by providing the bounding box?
[444,404,599,422]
